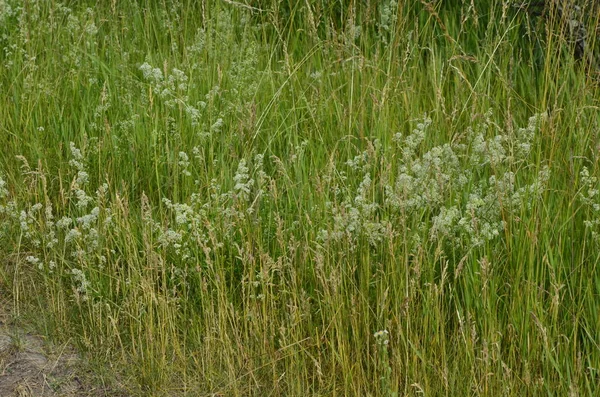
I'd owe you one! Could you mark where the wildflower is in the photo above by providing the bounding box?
[158,229,182,248]
[178,152,191,176]
[374,329,390,345]
[0,176,8,198]
[513,112,546,157]
[139,62,163,83]
[65,228,81,244]
[25,255,40,267]
[233,159,254,202]
[71,268,90,297]
[170,68,188,91]
[56,216,73,229]
[77,207,99,229]
[19,210,30,233]
[69,142,84,171]
[74,189,93,209]
[210,118,224,132]
[310,71,322,80]
[430,206,460,241]
[76,171,89,185]
[84,21,98,36]
[45,204,54,221]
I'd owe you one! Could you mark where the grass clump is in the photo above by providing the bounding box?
[1,0,600,395]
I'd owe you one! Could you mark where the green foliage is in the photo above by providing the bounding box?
[1,0,599,395]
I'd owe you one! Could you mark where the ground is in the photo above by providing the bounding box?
[0,297,125,397]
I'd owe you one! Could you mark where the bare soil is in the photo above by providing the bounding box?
[0,298,126,397]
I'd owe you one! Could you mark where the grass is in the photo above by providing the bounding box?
[1,0,600,395]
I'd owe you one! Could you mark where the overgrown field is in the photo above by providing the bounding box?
[1,0,600,395]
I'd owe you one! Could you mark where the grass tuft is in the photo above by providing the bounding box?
[1,0,599,395]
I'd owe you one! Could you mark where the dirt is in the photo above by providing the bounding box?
[0,298,126,397]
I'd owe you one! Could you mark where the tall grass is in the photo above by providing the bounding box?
[1,0,599,395]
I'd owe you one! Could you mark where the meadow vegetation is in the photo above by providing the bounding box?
[1,0,600,395]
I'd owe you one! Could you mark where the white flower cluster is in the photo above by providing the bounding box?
[319,172,390,247]
[138,61,213,133]
[373,327,394,394]
[388,112,548,248]
[186,28,206,69]
[578,166,600,241]
[151,156,268,264]
[233,159,255,203]
[0,174,15,240]
[186,10,261,123]
[394,115,431,161]
[158,228,183,251]
[0,0,16,24]
[374,329,390,345]
[0,175,8,199]
[321,112,548,251]
[68,142,94,210]
[153,198,206,261]
[178,151,191,177]
[25,255,40,268]
[228,39,260,107]
[513,112,544,158]
[18,204,40,240]
[319,142,390,248]
[378,0,399,44]
[25,255,55,272]
[139,62,190,107]
[58,143,108,257]
[139,62,164,85]
[42,203,58,249]
[5,144,111,278]
[71,268,91,299]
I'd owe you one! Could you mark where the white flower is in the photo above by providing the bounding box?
[25,256,40,266]
[178,152,192,176]
[71,268,90,296]
[70,142,83,161]
[74,189,93,209]
[374,329,390,345]
[56,216,73,229]
[159,229,182,247]
[76,171,89,185]
[233,159,254,202]
[77,207,99,229]
[65,228,81,244]
[0,176,8,198]
[210,118,224,132]
[430,206,460,241]
[139,62,163,82]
